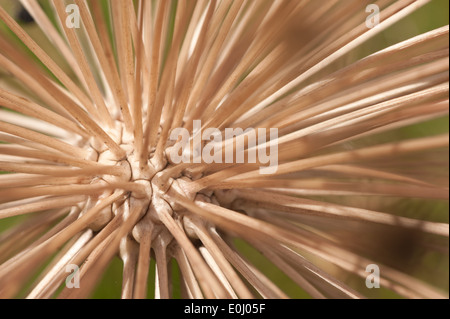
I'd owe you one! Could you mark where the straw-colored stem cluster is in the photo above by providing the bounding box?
[0,0,448,299]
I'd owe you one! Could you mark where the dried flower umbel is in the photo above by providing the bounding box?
[0,0,448,299]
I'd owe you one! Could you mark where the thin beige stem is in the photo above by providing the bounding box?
[120,236,139,299]
[19,0,87,87]
[236,189,449,236]
[0,145,98,168]
[88,0,133,130]
[153,231,171,299]
[0,182,116,203]
[208,228,287,299]
[0,5,97,122]
[0,192,124,297]
[27,230,93,299]
[245,238,326,299]
[133,1,145,164]
[0,195,86,220]
[142,0,169,160]
[133,225,153,299]
[0,161,124,178]
[253,0,433,112]
[0,174,88,188]
[188,217,254,299]
[154,198,228,299]
[0,121,88,159]
[52,0,114,129]
[0,88,88,138]
[173,245,204,299]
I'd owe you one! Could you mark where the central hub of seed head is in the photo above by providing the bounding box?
[82,125,199,242]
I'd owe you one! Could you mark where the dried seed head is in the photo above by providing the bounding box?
[0,0,448,299]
